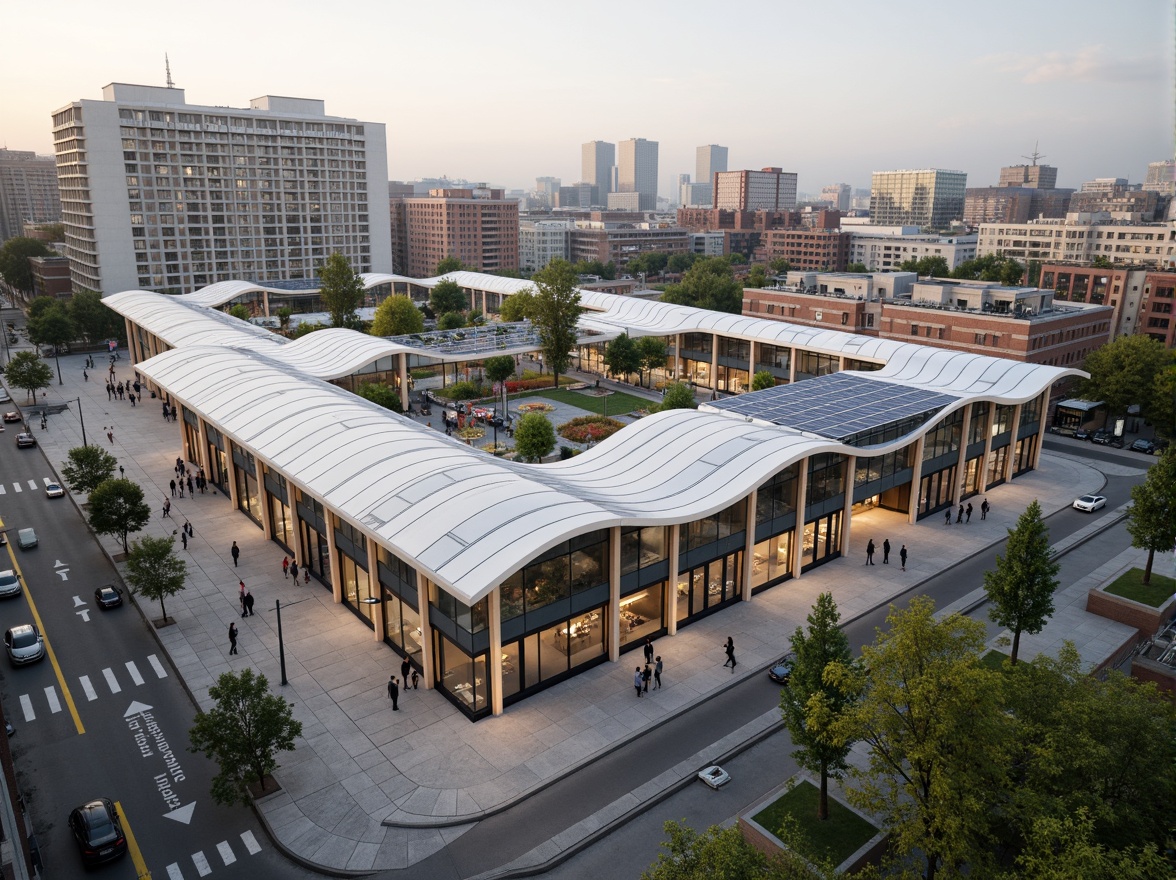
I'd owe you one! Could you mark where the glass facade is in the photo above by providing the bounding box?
[266,470,294,552]
[802,512,841,569]
[296,489,331,587]
[335,519,373,625]
[676,551,742,622]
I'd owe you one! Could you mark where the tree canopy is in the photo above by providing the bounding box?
[67,290,123,344]
[1126,447,1176,583]
[752,370,775,391]
[499,290,534,322]
[316,253,365,329]
[898,255,951,278]
[603,333,641,379]
[0,237,53,293]
[4,350,53,402]
[436,311,465,330]
[660,257,743,314]
[356,381,403,413]
[61,445,118,495]
[188,668,303,806]
[983,499,1059,664]
[641,819,835,880]
[513,412,556,462]
[429,279,467,316]
[87,478,151,552]
[658,382,697,411]
[572,259,615,280]
[951,253,1025,286]
[370,296,424,337]
[435,256,465,275]
[1080,333,1169,418]
[528,259,583,388]
[637,336,669,387]
[483,355,515,385]
[126,535,187,624]
[25,299,73,384]
[227,303,251,321]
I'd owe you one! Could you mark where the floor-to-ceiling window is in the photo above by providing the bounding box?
[379,548,421,669]
[264,470,294,553]
[752,463,799,592]
[675,500,746,625]
[619,525,668,649]
[232,444,262,526]
[296,490,330,587]
[334,518,373,626]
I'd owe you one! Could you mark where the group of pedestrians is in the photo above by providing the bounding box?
[865,538,909,571]
[105,378,142,406]
[945,497,989,526]
[282,556,310,585]
[387,657,421,710]
[634,636,664,696]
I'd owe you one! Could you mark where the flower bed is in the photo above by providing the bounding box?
[558,415,626,444]
[517,402,554,413]
[456,426,485,440]
[481,441,509,455]
[505,377,576,393]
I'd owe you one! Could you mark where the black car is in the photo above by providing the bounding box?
[1090,430,1111,446]
[68,798,127,866]
[1130,439,1156,454]
[768,654,795,685]
[94,585,123,609]
[1073,429,1091,441]
[1108,436,1124,449]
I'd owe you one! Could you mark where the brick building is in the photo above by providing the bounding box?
[1038,263,1151,340]
[29,255,72,299]
[568,224,689,269]
[1140,271,1176,347]
[761,228,850,271]
[405,188,519,277]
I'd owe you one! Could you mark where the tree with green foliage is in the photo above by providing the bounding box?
[227,303,251,321]
[4,350,53,402]
[529,259,583,389]
[468,308,484,324]
[188,668,303,807]
[637,336,669,387]
[371,295,423,336]
[641,819,836,880]
[437,311,465,330]
[513,412,556,462]
[952,253,1025,285]
[782,593,857,821]
[429,279,467,316]
[832,596,1010,880]
[1080,333,1169,419]
[752,370,775,391]
[572,259,615,280]
[356,381,403,413]
[0,237,52,293]
[603,332,641,381]
[728,252,747,264]
[275,306,293,334]
[744,265,768,289]
[290,321,326,339]
[658,382,697,411]
[126,535,187,624]
[660,257,743,314]
[435,256,465,275]
[667,253,697,274]
[26,294,58,321]
[500,290,534,322]
[629,251,669,278]
[1001,809,1171,880]
[1126,448,1176,584]
[316,253,365,329]
[1090,255,1114,269]
[1149,359,1176,440]
[61,445,118,494]
[769,257,792,275]
[484,354,515,414]
[983,499,1059,664]
[25,299,73,384]
[898,255,951,278]
[68,290,123,344]
[87,478,152,552]
[36,222,65,241]
[844,262,868,273]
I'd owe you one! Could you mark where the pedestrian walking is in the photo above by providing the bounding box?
[106,428,114,444]
[289,561,299,583]
[965,502,973,523]
[239,582,247,617]
[980,498,989,520]
[654,656,663,689]
[83,369,88,381]
[956,504,964,524]
[187,475,194,495]
[411,669,419,689]
[882,538,891,564]
[244,590,255,617]
[231,541,240,567]
[634,667,644,697]
[177,480,184,498]
[181,530,188,550]
[105,384,112,400]
[945,509,952,526]
[642,664,651,692]
[899,544,908,571]
[303,568,309,585]
[184,521,193,538]
[228,622,238,655]
[401,657,411,683]
[387,675,400,710]
[170,479,177,497]
[643,637,654,665]
[865,539,876,565]
[723,636,736,672]
[129,393,136,407]
[283,557,290,579]
[162,498,171,518]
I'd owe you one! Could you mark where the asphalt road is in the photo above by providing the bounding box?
[0,430,318,878]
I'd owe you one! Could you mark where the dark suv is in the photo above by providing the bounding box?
[68,798,127,866]
[1090,430,1111,446]
[1130,439,1156,454]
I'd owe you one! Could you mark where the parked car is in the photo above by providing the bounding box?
[4,624,44,665]
[1130,439,1156,454]
[1108,436,1124,449]
[17,528,37,550]
[68,798,127,866]
[1090,430,1111,446]
[768,654,795,685]
[1073,494,1107,513]
[697,765,731,789]
[45,481,64,498]
[94,585,123,609]
[0,570,21,599]
[1073,428,1091,441]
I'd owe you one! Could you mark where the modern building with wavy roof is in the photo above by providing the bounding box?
[105,271,1082,719]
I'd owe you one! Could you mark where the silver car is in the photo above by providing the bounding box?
[17,528,37,550]
[5,624,44,665]
[0,570,21,599]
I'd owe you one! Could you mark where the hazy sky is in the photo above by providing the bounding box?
[2,0,1172,198]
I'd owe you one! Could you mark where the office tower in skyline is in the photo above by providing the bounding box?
[998,163,1058,189]
[820,183,852,212]
[694,144,727,207]
[615,137,659,210]
[714,168,798,212]
[52,83,390,294]
[581,140,615,207]
[870,169,967,228]
[0,149,62,245]
[405,187,518,277]
[1144,159,1176,196]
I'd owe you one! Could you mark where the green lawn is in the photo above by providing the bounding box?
[980,649,1008,671]
[511,386,657,416]
[1104,568,1176,607]
[752,780,877,867]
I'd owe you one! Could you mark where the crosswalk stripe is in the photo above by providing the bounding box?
[148,654,168,678]
[25,480,36,491]
[12,483,20,493]
[240,830,261,855]
[192,850,212,876]
[126,661,144,686]
[216,841,236,865]
[102,668,121,694]
[41,477,52,486]
[19,695,33,722]
[0,484,6,495]
[79,675,97,701]
[44,687,61,714]
[166,864,184,880]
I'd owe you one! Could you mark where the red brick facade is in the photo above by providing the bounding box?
[1141,271,1176,347]
[761,229,850,271]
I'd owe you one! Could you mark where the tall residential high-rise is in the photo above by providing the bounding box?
[1144,159,1176,196]
[870,169,967,228]
[820,183,852,212]
[614,138,658,210]
[0,149,62,244]
[714,168,797,211]
[52,83,390,295]
[581,141,615,207]
[404,188,518,278]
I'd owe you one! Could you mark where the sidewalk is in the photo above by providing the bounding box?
[28,352,1116,875]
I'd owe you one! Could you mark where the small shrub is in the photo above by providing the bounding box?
[558,415,625,444]
[436,381,485,401]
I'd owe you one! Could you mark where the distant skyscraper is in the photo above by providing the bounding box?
[1144,159,1176,196]
[581,141,615,206]
[870,170,967,228]
[696,145,728,185]
[714,168,797,211]
[0,149,62,245]
[998,164,1058,189]
[820,183,852,212]
[616,138,658,210]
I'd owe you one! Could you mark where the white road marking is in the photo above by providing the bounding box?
[216,841,236,865]
[12,483,20,493]
[26,480,36,491]
[166,864,184,880]
[44,687,61,714]
[19,695,33,722]
[192,850,212,876]
[72,595,85,606]
[0,484,6,494]
[79,675,97,701]
[240,830,261,854]
[148,654,167,678]
[126,661,144,686]
[102,667,121,693]
[42,477,52,486]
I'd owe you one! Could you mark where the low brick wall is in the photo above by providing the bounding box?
[1085,589,1176,637]
[1131,656,1176,694]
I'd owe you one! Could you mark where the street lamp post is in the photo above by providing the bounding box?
[274,595,315,686]
[71,396,88,447]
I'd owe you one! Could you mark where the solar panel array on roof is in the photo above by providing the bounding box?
[708,373,958,443]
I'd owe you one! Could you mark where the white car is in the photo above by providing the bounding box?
[5,624,44,665]
[0,570,20,599]
[698,765,731,789]
[45,482,64,498]
[1072,494,1106,513]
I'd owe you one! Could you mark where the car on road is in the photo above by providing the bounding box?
[0,391,10,404]
[45,481,64,498]
[698,765,731,789]
[16,528,36,550]
[2,411,20,423]
[94,585,123,609]
[4,624,44,665]
[1130,439,1156,454]
[1090,430,1111,445]
[1073,428,1091,441]
[15,432,35,448]
[68,798,127,866]
[768,654,795,685]
[1072,494,1107,513]
[0,570,21,599]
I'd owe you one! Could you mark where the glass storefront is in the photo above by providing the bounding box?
[751,532,792,592]
[918,465,956,518]
[234,462,262,525]
[266,472,294,552]
[296,490,331,587]
[1013,434,1037,475]
[205,425,228,492]
[435,633,489,715]
[619,584,664,648]
[802,512,841,570]
[501,604,607,704]
[986,445,1010,487]
[336,519,373,626]
[676,551,742,623]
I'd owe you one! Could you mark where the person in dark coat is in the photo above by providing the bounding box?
[642,664,651,692]
[882,538,891,564]
[228,622,238,655]
[900,545,908,571]
[723,636,736,672]
[643,637,654,665]
[411,670,420,689]
[289,561,299,583]
[965,502,973,523]
[244,590,255,616]
[231,541,240,567]
[865,539,876,565]
[387,675,399,710]
[980,498,989,520]
[956,504,964,524]
[945,509,952,526]
[653,656,663,689]
[401,657,411,683]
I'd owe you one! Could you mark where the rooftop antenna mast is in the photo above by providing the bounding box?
[165,54,175,89]
[1021,141,1045,166]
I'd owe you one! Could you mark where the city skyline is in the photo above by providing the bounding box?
[1,0,1172,199]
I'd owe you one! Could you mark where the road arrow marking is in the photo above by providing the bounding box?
[164,802,196,825]
[56,569,69,581]
[76,609,90,622]
[72,595,84,606]
[123,700,153,718]
[55,560,67,568]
